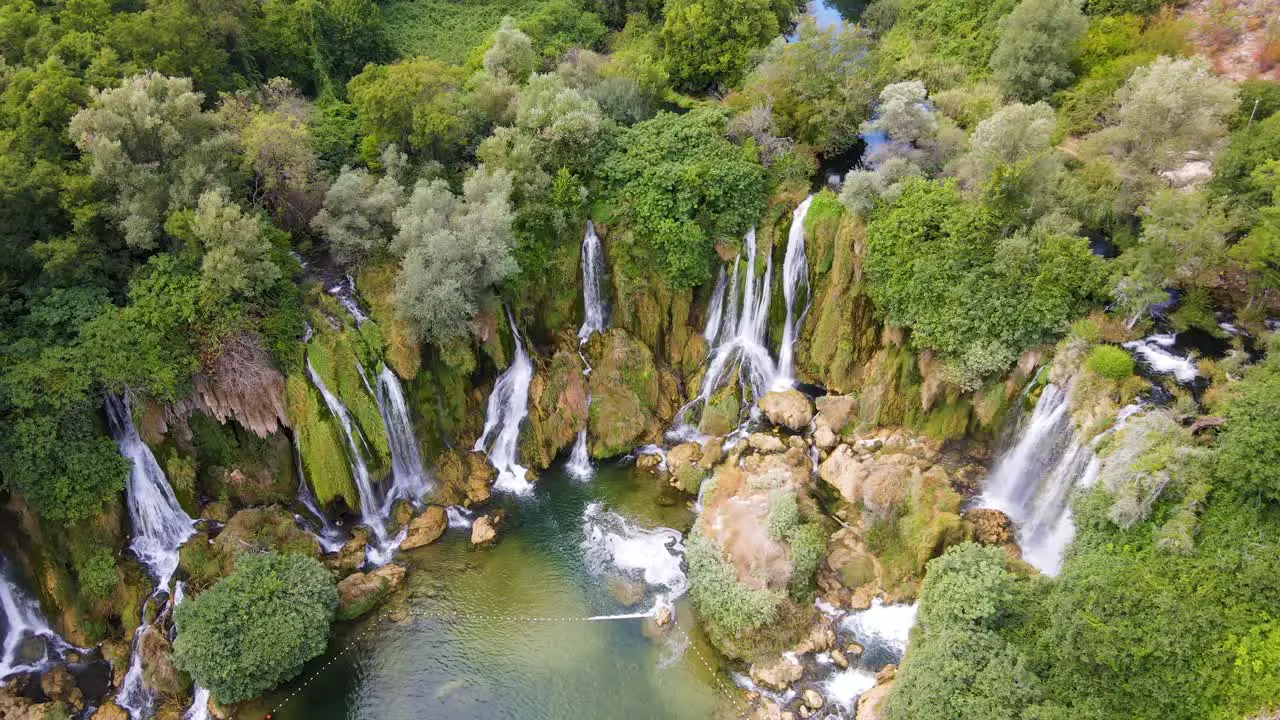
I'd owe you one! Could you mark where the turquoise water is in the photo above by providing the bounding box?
[257,464,734,720]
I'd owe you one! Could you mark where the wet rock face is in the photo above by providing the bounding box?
[139,625,189,698]
[399,506,447,551]
[759,390,815,432]
[966,508,1015,546]
[522,347,589,470]
[435,450,494,506]
[587,328,664,457]
[336,563,406,620]
[750,654,804,691]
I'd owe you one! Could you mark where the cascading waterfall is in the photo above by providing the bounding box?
[977,383,1127,574]
[473,310,534,494]
[105,393,196,719]
[373,364,432,511]
[1,562,72,682]
[569,223,609,481]
[775,194,814,388]
[305,359,395,564]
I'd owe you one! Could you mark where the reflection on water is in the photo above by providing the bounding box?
[258,465,729,720]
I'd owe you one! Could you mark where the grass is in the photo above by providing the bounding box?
[382,0,550,64]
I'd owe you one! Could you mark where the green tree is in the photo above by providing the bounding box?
[990,0,1088,101]
[957,101,1062,216]
[172,552,337,705]
[169,189,284,303]
[68,72,239,249]
[483,17,537,83]
[520,0,608,62]
[1215,353,1280,503]
[660,0,778,90]
[739,16,876,154]
[600,106,767,288]
[311,145,408,266]
[391,167,518,344]
[347,57,474,162]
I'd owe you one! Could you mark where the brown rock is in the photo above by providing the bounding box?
[40,664,83,712]
[875,664,898,684]
[749,654,803,692]
[400,506,447,550]
[91,702,131,720]
[698,437,724,470]
[830,648,849,668]
[802,688,825,710]
[966,508,1015,546]
[336,563,407,620]
[814,395,856,433]
[139,625,189,697]
[856,681,893,720]
[471,514,500,545]
[607,576,646,607]
[326,528,368,575]
[758,390,814,431]
[792,622,836,656]
[748,433,786,454]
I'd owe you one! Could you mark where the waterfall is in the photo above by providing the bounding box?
[305,358,394,563]
[0,563,72,682]
[775,194,814,387]
[183,688,211,720]
[105,394,196,588]
[445,506,474,529]
[293,443,347,554]
[1123,333,1199,384]
[570,223,608,481]
[105,393,197,719]
[472,309,534,494]
[979,384,1105,574]
[373,365,432,511]
[328,273,368,325]
[702,267,728,348]
[577,221,608,343]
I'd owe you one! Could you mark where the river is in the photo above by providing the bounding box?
[254,463,730,719]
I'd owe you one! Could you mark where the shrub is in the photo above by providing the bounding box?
[1085,344,1135,380]
[685,532,783,636]
[76,547,118,601]
[172,552,338,705]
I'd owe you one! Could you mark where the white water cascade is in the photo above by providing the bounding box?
[305,358,395,564]
[775,195,814,387]
[580,503,687,613]
[373,364,432,510]
[569,223,609,481]
[0,563,72,682]
[473,310,534,494]
[293,444,347,554]
[1123,333,1199,384]
[105,393,197,719]
[979,384,1102,574]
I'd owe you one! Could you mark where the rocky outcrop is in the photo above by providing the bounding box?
[522,346,589,469]
[399,506,447,551]
[139,625,189,698]
[435,450,495,506]
[91,702,130,720]
[749,654,804,692]
[758,390,814,432]
[325,528,368,576]
[587,328,666,457]
[666,442,706,493]
[471,514,502,545]
[39,664,84,712]
[336,563,406,620]
[181,507,320,583]
[699,381,742,436]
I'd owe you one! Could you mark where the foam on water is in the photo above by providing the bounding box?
[841,599,918,657]
[822,667,877,712]
[1123,333,1198,384]
[581,503,687,605]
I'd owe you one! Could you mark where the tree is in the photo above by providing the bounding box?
[483,17,537,83]
[739,17,876,154]
[172,189,284,303]
[311,145,408,265]
[989,0,1088,101]
[1216,352,1280,503]
[957,101,1062,215]
[68,72,239,249]
[347,57,474,162]
[1110,189,1236,318]
[600,106,767,288]
[513,72,613,173]
[520,0,608,62]
[172,552,337,705]
[660,0,779,90]
[1088,56,1237,206]
[391,167,519,344]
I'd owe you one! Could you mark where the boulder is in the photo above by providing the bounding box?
[758,390,814,431]
[814,395,856,434]
[667,442,707,493]
[39,664,83,712]
[213,507,320,566]
[856,681,893,720]
[748,433,786,454]
[791,622,836,655]
[699,382,741,437]
[830,648,849,668]
[471,514,500,545]
[698,437,724,470]
[91,702,131,720]
[139,625,189,697]
[635,453,663,472]
[802,688,825,710]
[587,329,663,457]
[818,446,922,518]
[400,506,447,550]
[326,528,368,575]
[813,425,837,451]
[391,500,414,530]
[336,563,406,620]
[749,654,803,692]
[522,348,589,469]
[966,508,1015,546]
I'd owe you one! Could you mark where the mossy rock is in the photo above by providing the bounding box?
[520,345,588,469]
[587,328,662,457]
[358,262,422,379]
[186,414,297,508]
[699,382,741,437]
[286,374,360,511]
[305,325,391,478]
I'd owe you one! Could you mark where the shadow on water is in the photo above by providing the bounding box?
[257,463,732,720]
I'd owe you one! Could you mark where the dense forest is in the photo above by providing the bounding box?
[0,0,1279,717]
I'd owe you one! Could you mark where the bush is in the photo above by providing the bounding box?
[76,547,118,601]
[686,532,783,636]
[172,552,338,705]
[1085,344,1134,380]
[1216,358,1280,503]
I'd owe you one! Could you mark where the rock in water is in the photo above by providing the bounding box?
[400,506,447,550]
[336,563,406,620]
[139,625,188,698]
[90,702,131,720]
[802,688,825,710]
[758,390,814,431]
[749,654,803,692]
[40,664,84,712]
[606,576,646,607]
[471,514,500,545]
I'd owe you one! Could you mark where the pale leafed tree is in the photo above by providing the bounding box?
[310,145,408,266]
[484,17,537,83]
[189,188,282,302]
[990,0,1088,102]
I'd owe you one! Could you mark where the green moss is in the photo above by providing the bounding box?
[306,324,391,478]
[187,413,297,507]
[1086,344,1136,380]
[286,374,360,510]
[698,381,741,436]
